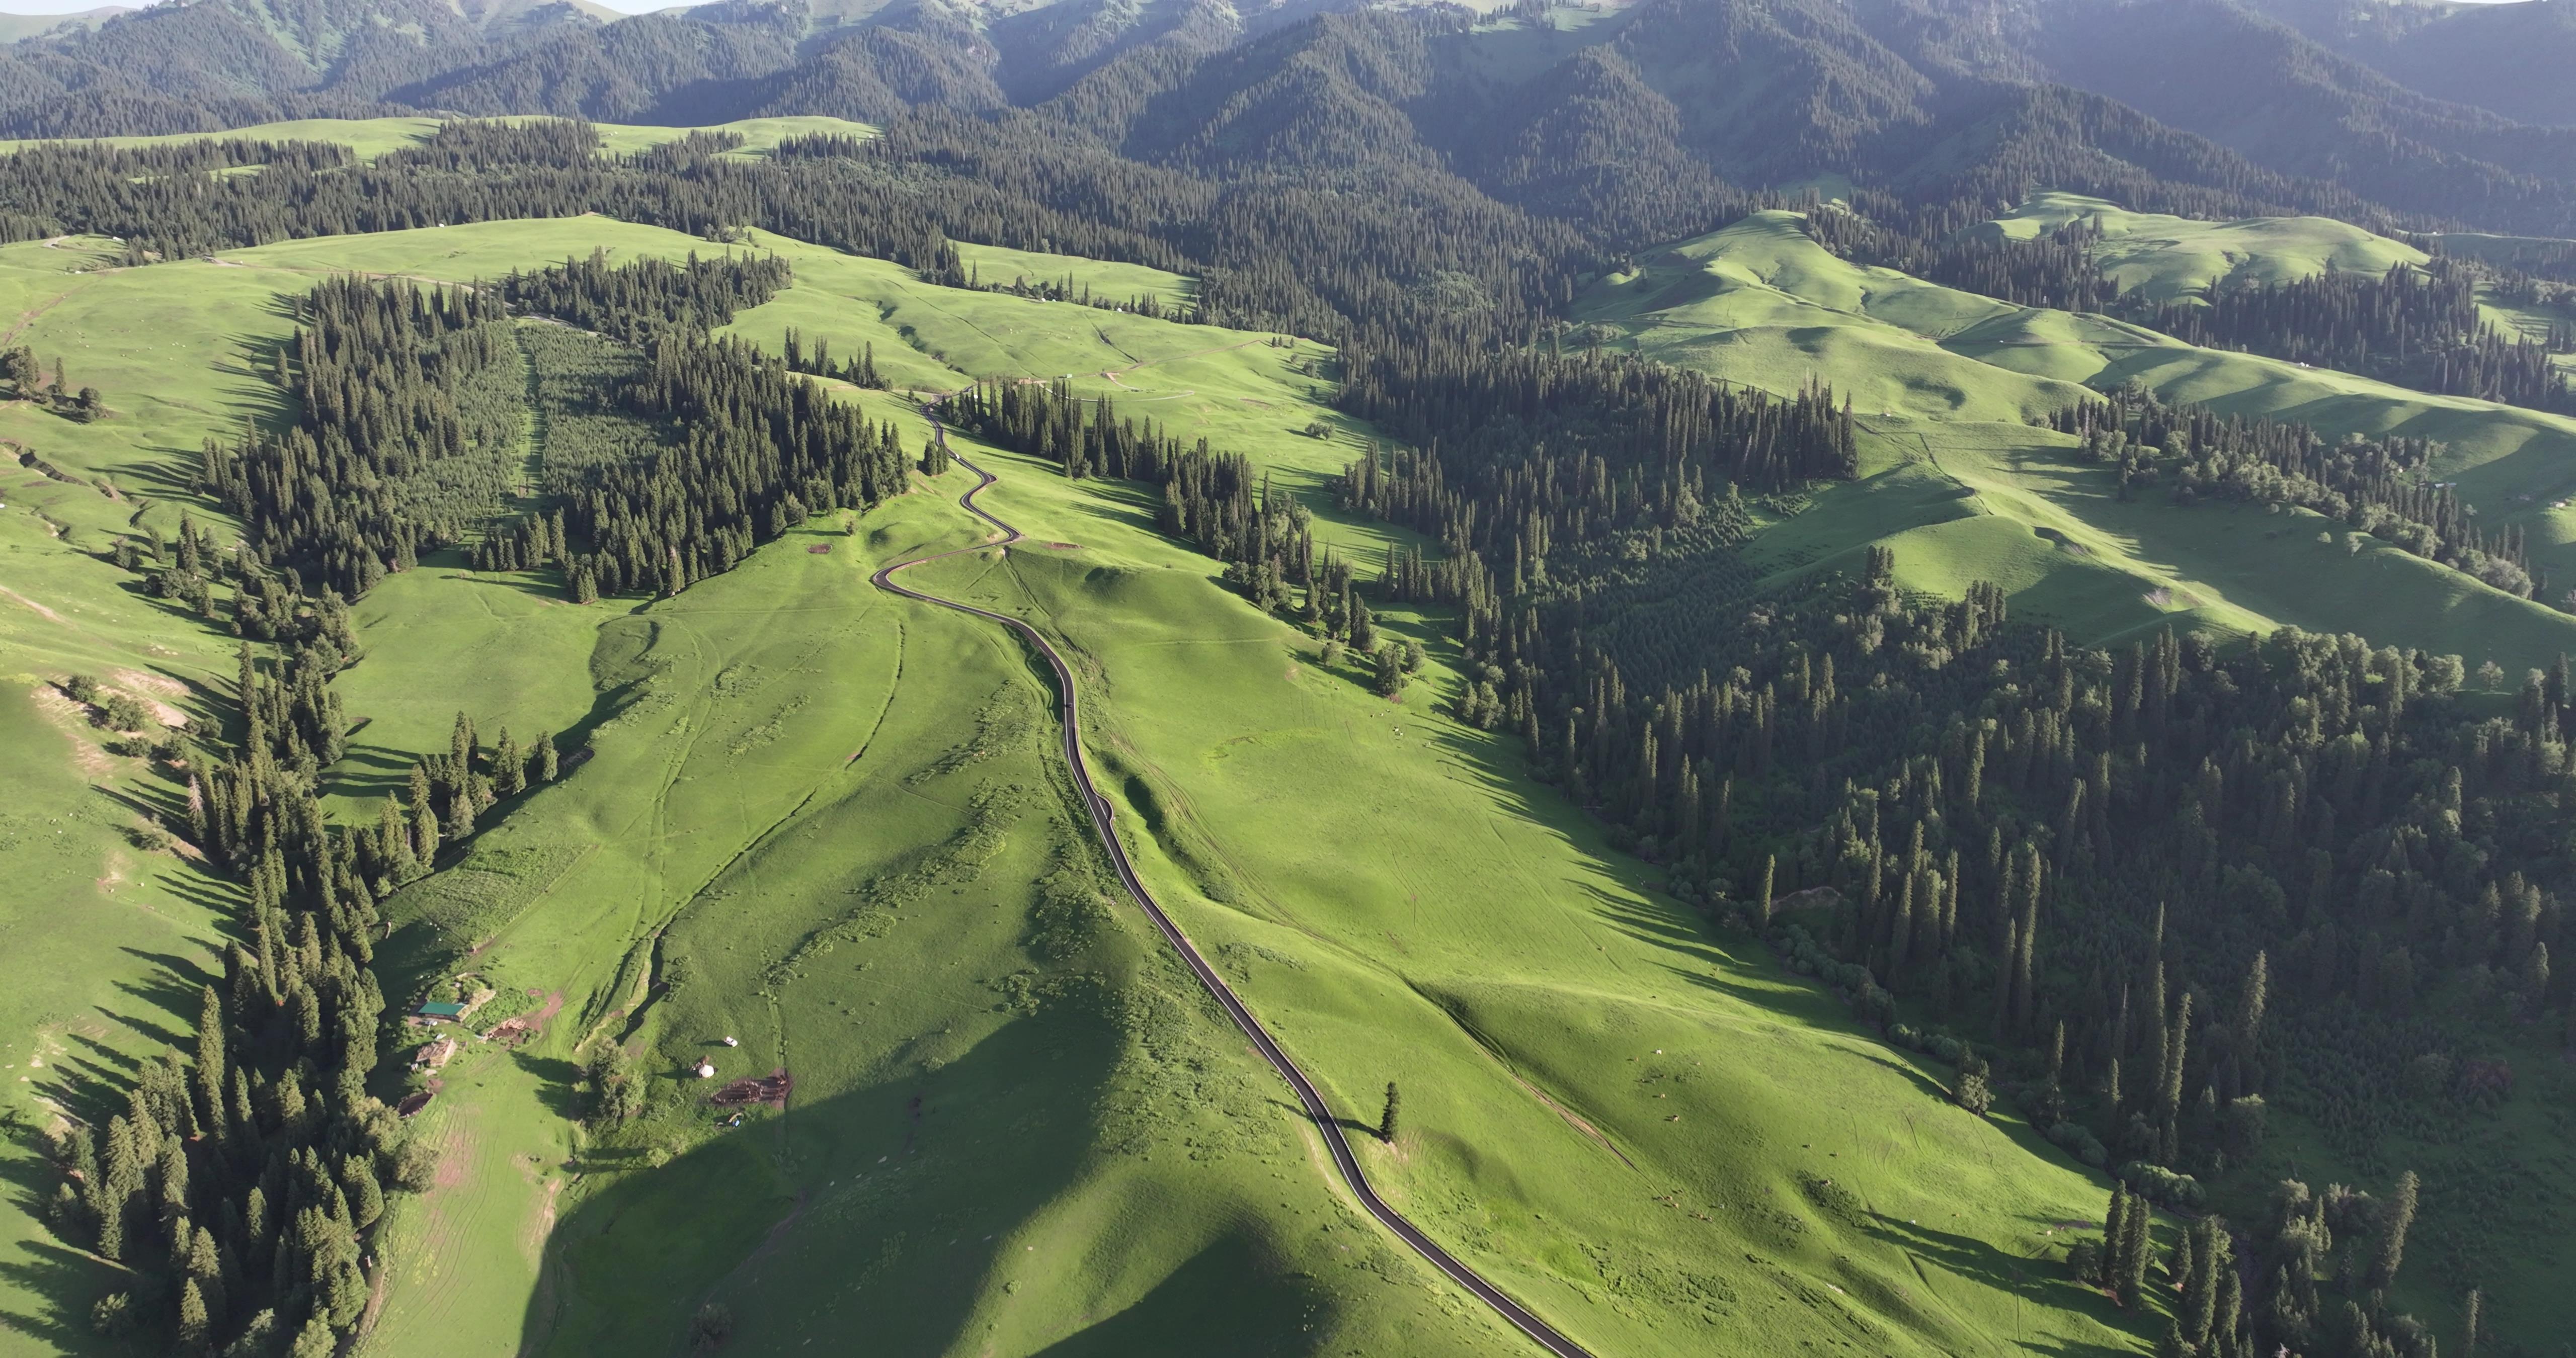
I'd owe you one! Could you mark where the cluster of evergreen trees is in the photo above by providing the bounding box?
[558,329,911,600]
[106,510,330,637]
[1875,217,2112,313]
[2414,231,2576,288]
[2059,387,2542,599]
[943,377,1317,592]
[2068,1170,2444,1358]
[371,712,561,866]
[1444,531,2566,1298]
[1338,341,1858,520]
[952,262,1194,321]
[0,118,1098,314]
[40,580,569,1353]
[48,413,591,1351]
[2136,261,2572,413]
[496,247,789,345]
[202,251,912,606]
[779,327,883,388]
[1325,339,1854,663]
[1,343,103,418]
[199,277,519,600]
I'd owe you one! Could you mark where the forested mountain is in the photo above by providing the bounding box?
[2240,0,2576,129]
[0,0,1412,135]
[10,0,2576,251]
[2023,0,2576,237]
[0,0,603,134]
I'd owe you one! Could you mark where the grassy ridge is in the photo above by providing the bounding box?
[323,219,2149,1354]
[0,215,1596,1353]
[0,189,2490,1356]
[362,489,1509,1358]
[1980,191,2427,303]
[1572,211,2576,672]
[898,432,2150,1358]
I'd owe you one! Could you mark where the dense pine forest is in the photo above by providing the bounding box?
[1454,544,2564,1357]
[199,251,908,604]
[2136,261,2575,414]
[43,578,566,1354]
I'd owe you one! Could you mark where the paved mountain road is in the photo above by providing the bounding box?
[871,423,1595,1358]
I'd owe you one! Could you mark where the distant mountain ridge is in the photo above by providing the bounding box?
[0,0,1445,131]
[7,0,2576,245]
[2237,0,2576,127]
[0,5,128,43]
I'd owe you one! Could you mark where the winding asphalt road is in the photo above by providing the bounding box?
[870,424,1595,1358]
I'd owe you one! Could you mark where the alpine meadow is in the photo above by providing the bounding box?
[3,1,2575,1357]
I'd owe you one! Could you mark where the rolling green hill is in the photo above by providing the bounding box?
[1571,209,2576,674]
[0,209,2175,1357]
[1978,191,2428,305]
[8,84,2576,1352]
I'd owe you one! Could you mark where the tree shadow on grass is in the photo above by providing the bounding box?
[325,740,426,804]
[1847,1048,1956,1104]
[511,1051,584,1125]
[1855,1210,2143,1354]
[0,1237,126,1357]
[36,1051,134,1130]
[1257,1095,1377,1141]
[92,780,188,845]
[146,868,244,921]
[438,571,573,605]
[115,946,215,1000]
[90,1008,185,1058]
[114,445,218,504]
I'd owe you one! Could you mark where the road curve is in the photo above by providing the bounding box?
[871,430,1595,1358]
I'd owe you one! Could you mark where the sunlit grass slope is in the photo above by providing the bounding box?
[893,431,2156,1358]
[1975,197,2576,558]
[364,492,1509,1358]
[0,462,242,1355]
[1580,213,2097,424]
[0,184,2456,1356]
[1573,211,2576,669]
[1981,191,2427,303]
[0,208,1598,1354]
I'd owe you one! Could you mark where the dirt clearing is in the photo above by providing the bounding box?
[710,1068,792,1109]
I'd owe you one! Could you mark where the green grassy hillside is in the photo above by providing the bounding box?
[1581,214,2097,425]
[16,137,2571,1352]
[366,488,1512,1358]
[1987,193,2576,396]
[898,435,2152,1358]
[0,200,2175,1356]
[1980,191,2426,303]
[1571,210,2576,672]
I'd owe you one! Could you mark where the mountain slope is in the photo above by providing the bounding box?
[2028,0,2576,234]
[2242,0,2576,128]
[1571,208,2576,664]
